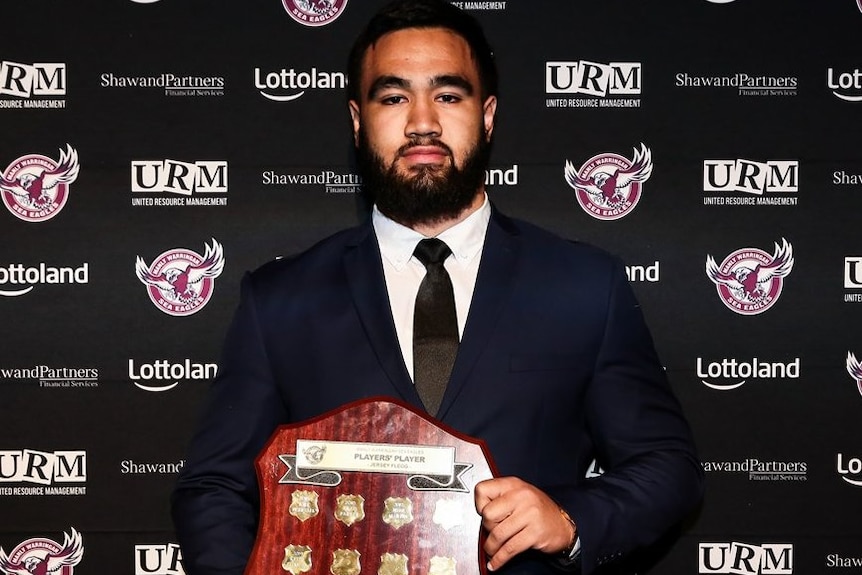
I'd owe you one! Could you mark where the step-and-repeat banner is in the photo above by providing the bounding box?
[2,0,861,573]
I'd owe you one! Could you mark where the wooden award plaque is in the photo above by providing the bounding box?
[244,397,497,575]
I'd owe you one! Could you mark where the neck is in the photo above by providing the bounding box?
[410,190,486,237]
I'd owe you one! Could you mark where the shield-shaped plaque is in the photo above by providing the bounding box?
[244,397,497,575]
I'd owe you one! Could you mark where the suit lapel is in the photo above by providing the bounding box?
[343,225,422,405]
[437,208,520,419]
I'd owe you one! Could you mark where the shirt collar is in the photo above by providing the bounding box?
[372,194,491,271]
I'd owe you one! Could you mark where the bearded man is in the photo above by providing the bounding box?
[172,2,703,574]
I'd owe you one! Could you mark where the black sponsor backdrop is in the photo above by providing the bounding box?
[1,0,860,573]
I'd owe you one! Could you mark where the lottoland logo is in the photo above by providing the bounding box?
[0,263,88,296]
[702,458,807,482]
[135,543,185,575]
[697,357,800,390]
[827,67,862,102]
[485,165,518,186]
[0,61,66,109]
[836,453,862,486]
[0,450,87,496]
[625,261,660,283]
[128,359,217,392]
[255,67,345,101]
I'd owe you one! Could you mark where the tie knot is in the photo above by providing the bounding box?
[413,238,452,267]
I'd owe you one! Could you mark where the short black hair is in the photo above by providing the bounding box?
[347,0,498,102]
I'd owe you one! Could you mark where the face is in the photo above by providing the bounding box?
[349,27,497,228]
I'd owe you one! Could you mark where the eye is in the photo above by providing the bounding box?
[437,94,462,104]
[379,94,406,105]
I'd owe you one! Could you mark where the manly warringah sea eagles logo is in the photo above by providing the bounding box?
[564,143,653,220]
[706,238,794,315]
[135,238,225,316]
[1,145,79,222]
[846,352,862,397]
[282,0,348,27]
[0,527,83,575]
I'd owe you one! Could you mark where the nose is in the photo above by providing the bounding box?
[405,96,441,138]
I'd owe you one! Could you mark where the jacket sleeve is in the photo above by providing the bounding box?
[171,273,289,575]
[565,260,704,574]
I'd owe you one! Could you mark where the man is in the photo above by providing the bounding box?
[171,1,704,574]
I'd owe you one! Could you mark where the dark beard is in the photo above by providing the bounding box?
[356,128,490,229]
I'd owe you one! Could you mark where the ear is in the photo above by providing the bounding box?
[348,100,361,147]
[482,95,497,141]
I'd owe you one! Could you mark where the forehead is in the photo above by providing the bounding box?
[359,27,479,91]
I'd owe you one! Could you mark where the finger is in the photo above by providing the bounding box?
[474,477,514,514]
[482,505,531,556]
[486,526,533,571]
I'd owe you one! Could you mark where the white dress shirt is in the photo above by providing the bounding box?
[372,194,491,380]
[372,196,583,562]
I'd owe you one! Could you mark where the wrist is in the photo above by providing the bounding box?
[557,506,578,557]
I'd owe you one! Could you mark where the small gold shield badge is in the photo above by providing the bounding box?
[381,497,413,529]
[281,545,312,575]
[429,556,457,575]
[331,549,361,575]
[335,494,366,526]
[289,490,320,522]
[378,553,408,575]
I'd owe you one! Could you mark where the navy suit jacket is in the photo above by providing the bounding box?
[172,207,703,575]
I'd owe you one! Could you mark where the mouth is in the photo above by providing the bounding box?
[400,145,450,166]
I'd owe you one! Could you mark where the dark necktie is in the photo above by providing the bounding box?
[413,238,459,416]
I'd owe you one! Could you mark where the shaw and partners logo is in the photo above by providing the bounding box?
[702,159,798,206]
[701,458,807,482]
[135,544,184,575]
[0,528,83,574]
[545,60,641,108]
[135,239,224,316]
[0,365,98,388]
[827,68,862,102]
[100,72,224,97]
[675,71,797,97]
[705,238,794,315]
[1,145,79,222]
[0,61,66,109]
[262,168,361,194]
[697,357,800,390]
[131,160,228,206]
[0,450,87,496]
[129,358,217,392]
[564,144,652,220]
[699,542,793,574]
[282,0,348,26]
[255,67,346,101]
[836,453,862,486]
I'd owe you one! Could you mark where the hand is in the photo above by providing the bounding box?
[474,476,577,571]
